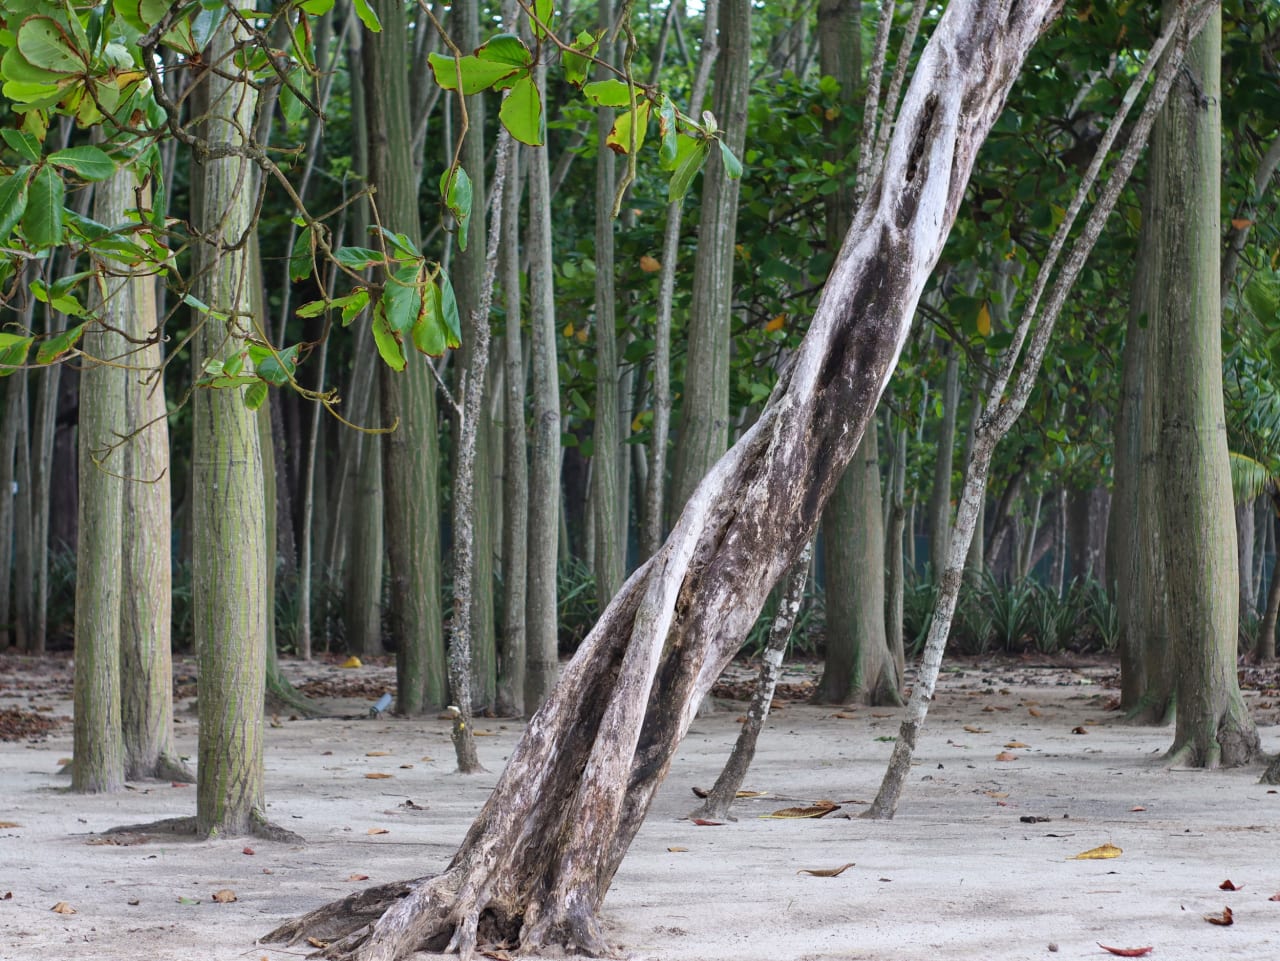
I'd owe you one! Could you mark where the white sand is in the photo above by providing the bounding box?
[2,657,1279,960]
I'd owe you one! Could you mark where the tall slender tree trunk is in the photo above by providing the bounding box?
[366,0,446,711]
[669,0,750,520]
[1150,7,1257,768]
[190,3,272,835]
[927,345,959,577]
[1256,498,1280,664]
[0,367,22,650]
[72,169,129,795]
[525,60,561,712]
[120,183,187,781]
[591,0,625,608]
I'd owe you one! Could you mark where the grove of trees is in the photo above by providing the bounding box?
[1,0,1279,957]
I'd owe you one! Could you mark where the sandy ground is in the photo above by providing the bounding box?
[2,655,1280,961]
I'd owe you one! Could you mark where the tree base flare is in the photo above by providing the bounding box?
[103,810,304,843]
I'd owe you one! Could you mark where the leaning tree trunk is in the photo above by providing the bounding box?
[266,4,1062,958]
[1153,7,1259,768]
[1257,492,1280,664]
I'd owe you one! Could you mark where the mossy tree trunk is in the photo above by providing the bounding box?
[190,3,271,835]
[266,5,1062,956]
[72,167,130,795]
[1149,7,1259,768]
[365,0,446,711]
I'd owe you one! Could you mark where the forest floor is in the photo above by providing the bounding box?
[2,653,1280,961]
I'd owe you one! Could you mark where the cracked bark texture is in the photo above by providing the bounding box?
[266,2,1062,957]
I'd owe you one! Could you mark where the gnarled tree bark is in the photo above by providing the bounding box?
[265,3,1063,958]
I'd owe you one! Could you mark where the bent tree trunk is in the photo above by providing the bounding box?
[266,4,1060,958]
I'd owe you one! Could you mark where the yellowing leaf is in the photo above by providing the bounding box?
[963,726,988,734]
[365,751,390,757]
[765,313,786,333]
[667,846,688,853]
[0,821,21,828]
[639,254,661,273]
[575,327,589,344]
[211,888,237,903]
[1070,843,1122,860]
[367,827,389,835]
[1004,741,1029,749]
[1231,217,1254,230]
[976,302,991,337]
[798,862,855,877]
[364,773,393,780]
[341,656,362,668]
[562,322,575,338]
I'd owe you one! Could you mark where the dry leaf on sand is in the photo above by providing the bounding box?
[1070,843,1122,860]
[50,901,76,915]
[211,889,237,903]
[1097,944,1153,957]
[364,773,393,779]
[760,800,840,819]
[689,818,723,826]
[995,752,1019,762]
[797,863,855,877]
[1219,880,1243,891]
[1205,906,1234,926]
[367,827,390,836]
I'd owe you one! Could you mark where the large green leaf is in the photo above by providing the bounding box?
[351,0,381,32]
[499,75,543,146]
[718,140,744,180]
[16,17,85,74]
[582,79,633,108]
[333,245,384,270]
[243,380,269,411]
[371,304,406,371]
[22,164,64,247]
[412,280,446,357]
[438,270,461,349]
[562,30,600,87]
[49,145,115,182]
[606,100,650,155]
[666,137,709,203]
[529,0,554,40]
[289,225,314,282]
[383,264,423,334]
[247,343,299,386]
[35,322,85,365]
[0,332,33,372]
[475,34,533,68]
[1,129,41,164]
[0,170,31,240]
[428,52,522,95]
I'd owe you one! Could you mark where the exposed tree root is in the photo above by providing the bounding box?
[102,809,304,843]
[1261,755,1280,785]
[1165,700,1260,770]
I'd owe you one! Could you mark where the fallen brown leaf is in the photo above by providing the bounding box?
[1028,708,1043,717]
[690,818,723,826]
[171,781,191,788]
[964,725,988,733]
[832,712,857,719]
[667,847,688,853]
[127,897,140,906]
[985,791,1009,799]
[307,937,329,949]
[797,862,855,877]
[1130,806,1146,812]
[399,764,414,769]
[367,827,390,835]
[366,751,390,757]
[1005,741,1029,749]
[982,705,996,713]
[242,847,254,856]
[364,773,393,779]
[2,892,11,901]
[473,730,498,737]
[1097,944,1153,957]
[1073,726,1089,735]
[0,821,20,828]
[995,752,1019,762]
[1269,892,1280,902]
[50,901,76,915]
[1205,906,1233,926]
[1219,880,1243,891]
[348,873,370,881]
[639,254,662,273]
[760,801,841,819]
[211,889,237,903]
[1070,843,1122,860]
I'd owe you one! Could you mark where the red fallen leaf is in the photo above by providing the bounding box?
[1130,806,1146,812]
[242,846,255,856]
[171,781,191,788]
[690,818,723,826]
[2,892,11,900]
[1219,880,1243,891]
[348,873,369,881]
[1269,893,1280,902]
[1097,945,1153,957]
[1205,906,1233,926]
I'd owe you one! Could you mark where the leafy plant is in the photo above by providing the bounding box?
[1026,581,1072,655]
[983,571,1035,653]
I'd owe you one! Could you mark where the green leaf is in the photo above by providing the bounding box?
[666,137,709,203]
[352,0,382,33]
[16,17,85,74]
[476,34,533,68]
[440,166,473,251]
[243,380,268,411]
[383,264,423,334]
[718,140,743,180]
[562,30,600,87]
[247,343,299,386]
[35,322,85,365]
[333,245,384,270]
[1,129,41,164]
[658,94,677,166]
[298,0,335,13]
[338,289,370,327]
[412,280,446,357]
[428,52,522,95]
[582,79,633,107]
[0,170,30,240]
[0,332,33,371]
[22,164,64,247]
[499,74,543,146]
[372,227,418,259]
[606,100,650,155]
[295,299,327,319]
[438,269,461,349]
[49,145,115,182]
[371,304,405,371]
[529,0,554,40]
[289,225,313,282]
